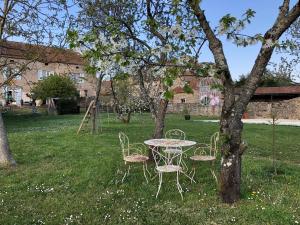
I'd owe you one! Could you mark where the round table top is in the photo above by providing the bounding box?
[144,138,196,147]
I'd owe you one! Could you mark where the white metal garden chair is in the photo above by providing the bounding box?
[189,132,220,183]
[164,129,189,171]
[151,146,184,199]
[164,129,186,154]
[119,132,151,183]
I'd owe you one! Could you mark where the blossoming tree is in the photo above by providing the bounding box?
[69,0,300,204]
[188,0,300,203]
[68,0,206,138]
[0,0,72,167]
[110,74,147,123]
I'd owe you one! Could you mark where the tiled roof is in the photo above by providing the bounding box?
[254,86,300,95]
[0,41,84,65]
[173,79,199,94]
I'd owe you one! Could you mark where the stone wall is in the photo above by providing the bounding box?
[167,103,222,117]
[168,97,300,119]
[247,97,300,119]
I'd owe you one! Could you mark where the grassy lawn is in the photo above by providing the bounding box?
[0,111,299,225]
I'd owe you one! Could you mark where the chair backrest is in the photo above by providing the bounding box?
[151,146,182,168]
[165,129,186,140]
[210,132,220,156]
[119,132,129,157]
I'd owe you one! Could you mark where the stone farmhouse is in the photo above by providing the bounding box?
[0,41,97,106]
[1,41,299,119]
[169,73,300,119]
[168,70,223,116]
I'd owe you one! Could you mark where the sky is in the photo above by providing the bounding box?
[198,0,298,81]
[7,0,298,81]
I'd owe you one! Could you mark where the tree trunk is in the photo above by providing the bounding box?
[119,111,132,124]
[219,112,245,203]
[92,77,102,134]
[0,113,16,167]
[147,99,168,161]
[153,99,168,138]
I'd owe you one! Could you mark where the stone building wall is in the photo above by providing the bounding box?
[167,103,222,117]
[168,97,300,119]
[0,59,97,105]
[247,97,300,119]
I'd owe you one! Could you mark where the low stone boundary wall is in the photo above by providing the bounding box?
[167,103,222,116]
[248,97,300,120]
[168,97,300,120]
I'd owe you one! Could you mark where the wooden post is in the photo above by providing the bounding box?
[77,100,95,134]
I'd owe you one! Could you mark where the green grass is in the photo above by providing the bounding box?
[0,112,299,225]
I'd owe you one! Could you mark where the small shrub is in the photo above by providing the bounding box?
[55,98,80,115]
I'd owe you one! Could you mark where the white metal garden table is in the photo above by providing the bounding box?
[144,138,196,181]
[144,138,196,149]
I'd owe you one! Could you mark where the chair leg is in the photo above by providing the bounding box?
[181,158,189,172]
[142,163,149,183]
[122,165,131,183]
[176,171,183,200]
[145,162,151,178]
[156,172,163,198]
[210,161,218,184]
[190,167,196,184]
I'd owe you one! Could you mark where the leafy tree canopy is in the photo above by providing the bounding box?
[31,74,79,101]
[235,69,295,88]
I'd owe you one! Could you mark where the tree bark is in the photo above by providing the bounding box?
[219,115,243,203]
[0,113,15,167]
[119,111,132,124]
[92,77,103,134]
[153,99,168,138]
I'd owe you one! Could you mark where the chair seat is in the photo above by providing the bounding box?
[124,154,149,163]
[163,147,183,154]
[156,165,182,173]
[190,155,216,161]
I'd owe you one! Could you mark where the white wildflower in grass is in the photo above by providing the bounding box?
[30,184,55,193]
[64,213,83,224]
[104,214,111,221]
[37,219,45,225]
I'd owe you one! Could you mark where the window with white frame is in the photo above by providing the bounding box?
[2,67,22,80]
[37,70,54,80]
[70,73,84,84]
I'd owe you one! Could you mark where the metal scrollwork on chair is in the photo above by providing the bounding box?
[151,146,184,200]
[164,129,189,171]
[189,132,220,183]
[118,132,151,183]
